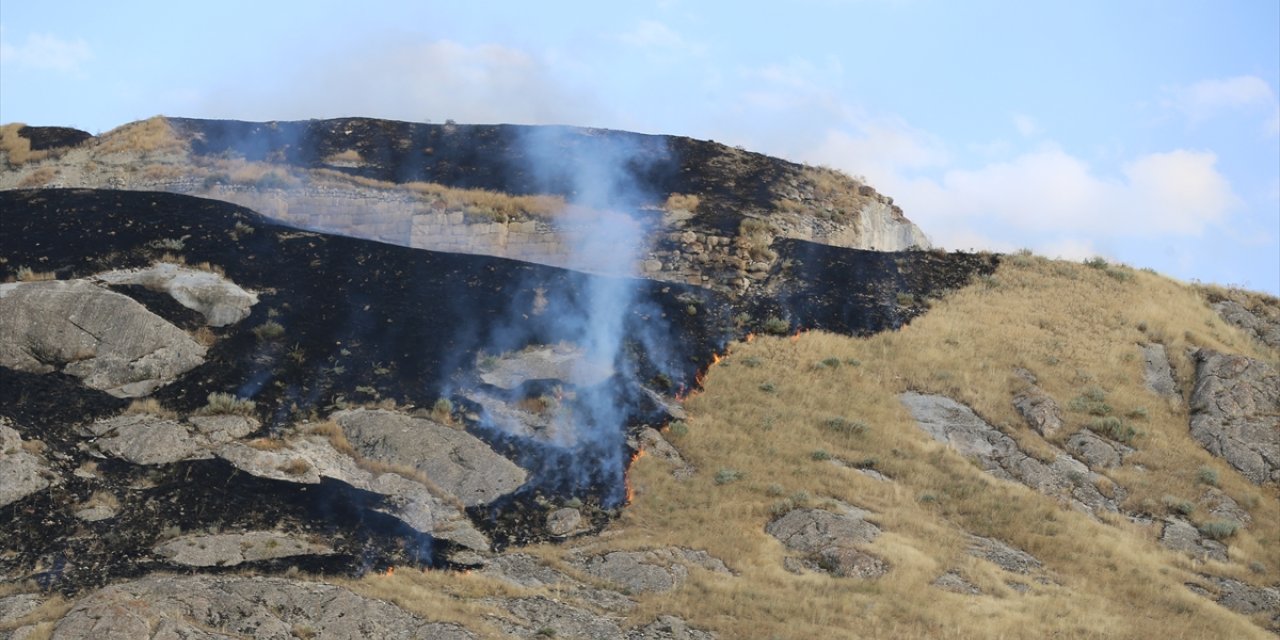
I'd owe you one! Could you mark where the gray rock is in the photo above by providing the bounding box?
[477,343,612,389]
[932,571,981,595]
[628,427,695,478]
[627,615,717,639]
[478,553,637,613]
[1158,518,1229,562]
[85,413,257,465]
[0,280,207,397]
[217,433,489,551]
[1065,429,1133,469]
[901,392,1122,514]
[93,262,258,327]
[546,507,587,537]
[0,422,52,508]
[0,593,43,625]
[765,505,887,578]
[487,596,622,639]
[1187,574,1280,632]
[333,409,526,506]
[571,547,731,593]
[1188,350,1279,484]
[1011,373,1064,437]
[1199,488,1252,527]
[73,504,118,522]
[154,531,334,567]
[48,574,475,639]
[1212,298,1280,351]
[966,535,1043,574]
[1140,343,1179,400]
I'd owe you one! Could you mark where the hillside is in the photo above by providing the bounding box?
[1,118,1278,639]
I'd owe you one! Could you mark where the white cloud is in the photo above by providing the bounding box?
[1012,113,1040,137]
[0,29,91,73]
[1163,75,1279,134]
[618,20,705,59]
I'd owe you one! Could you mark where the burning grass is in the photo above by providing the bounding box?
[564,254,1277,638]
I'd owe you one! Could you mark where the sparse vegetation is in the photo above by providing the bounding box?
[663,192,701,213]
[253,320,286,341]
[122,398,177,419]
[1198,520,1239,540]
[761,316,790,336]
[196,392,257,417]
[1087,416,1137,443]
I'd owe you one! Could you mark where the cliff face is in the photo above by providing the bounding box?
[0,118,928,292]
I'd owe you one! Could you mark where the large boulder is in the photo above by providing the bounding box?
[0,280,206,397]
[1210,298,1280,351]
[47,575,475,639]
[1188,350,1280,484]
[84,413,257,465]
[153,532,334,568]
[93,262,259,326]
[333,409,527,506]
[216,432,490,551]
[1140,343,1180,401]
[569,547,731,593]
[765,504,888,579]
[1011,370,1064,437]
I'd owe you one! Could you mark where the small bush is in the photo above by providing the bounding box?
[758,382,777,393]
[1084,257,1109,270]
[810,449,832,461]
[1198,520,1239,540]
[714,468,743,485]
[896,292,917,306]
[765,483,785,497]
[664,193,701,212]
[431,397,454,423]
[1196,466,1219,487]
[1069,386,1112,416]
[253,320,285,341]
[822,417,868,437]
[1162,495,1195,516]
[741,356,763,368]
[1087,416,1136,443]
[197,392,257,417]
[279,458,311,476]
[668,421,689,437]
[762,316,791,336]
[122,398,176,418]
[1125,407,1149,420]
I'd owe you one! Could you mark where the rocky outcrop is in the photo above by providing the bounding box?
[217,432,489,551]
[0,421,52,508]
[486,596,622,639]
[154,531,334,568]
[93,262,258,326]
[932,571,981,595]
[1065,429,1133,469]
[84,413,257,465]
[569,547,731,594]
[1188,350,1279,484]
[1187,574,1280,631]
[45,575,475,639]
[900,392,1123,514]
[626,616,718,640]
[1140,343,1180,401]
[967,535,1043,575]
[1210,298,1280,351]
[478,553,636,612]
[628,427,695,479]
[1159,518,1228,562]
[333,409,527,506]
[766,504,888,578]
[1012,372,1064,437]
[0,280,207,397]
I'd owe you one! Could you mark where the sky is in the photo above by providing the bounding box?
[3,1,1277,294]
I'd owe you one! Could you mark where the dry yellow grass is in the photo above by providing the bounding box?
[122,398,177,419]
[0,123,49,166]
[95,116,187,155]
[574,254,1275,638]
[17,166,57,188]
[664,193,701,213]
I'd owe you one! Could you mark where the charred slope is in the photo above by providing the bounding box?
[171,117,813,230]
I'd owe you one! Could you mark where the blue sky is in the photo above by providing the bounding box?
[3,0,1277,293]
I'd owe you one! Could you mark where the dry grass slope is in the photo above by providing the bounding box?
[352,255,1277,639]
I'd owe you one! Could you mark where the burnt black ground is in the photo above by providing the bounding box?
[0,187,996,593]
[15,126,93,151]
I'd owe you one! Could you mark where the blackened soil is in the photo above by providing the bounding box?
[17,126,93,151]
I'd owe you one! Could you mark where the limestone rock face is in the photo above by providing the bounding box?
[93,262,258,326]
[900,392,1123,514]
[486,596,623,639]
[47,575,476,639]
[1159,518,1228,563]
[84,413,258,465]
[1211,298,1280,351]
[1065,429,1133,469]
[333,409,527,506]
[1012,379,1064,437]
[0,280,206,397]
[1188,350,1280,484]
[765,504,888,579]
[0,421,52,508]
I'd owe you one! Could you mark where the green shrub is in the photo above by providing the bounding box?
[763,316,791,336]
[810,449,832,461]
[1196,466,1219,487]
[1162,495,1194,516]
[1125,407,1149,420]
[1087,416,1136,443]
[668,420,689,437]
[822,417,868,437]
[758,382,777,393]
[741,356,763,368]
[714,468,743,485]
[1198,520,1239,540]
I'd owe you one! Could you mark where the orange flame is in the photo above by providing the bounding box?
[624,449,647,504]
[744,333,755,343]
[790,327,806,343]
[383,566,395,577]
